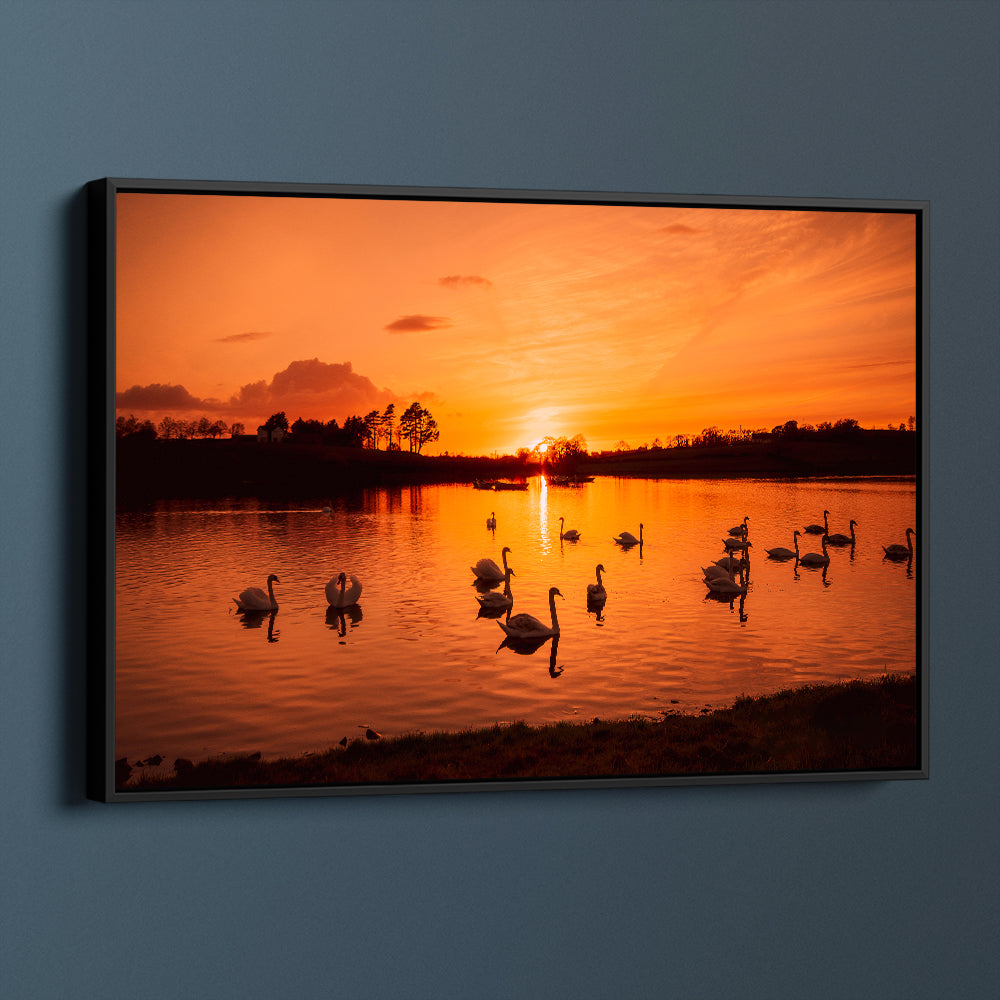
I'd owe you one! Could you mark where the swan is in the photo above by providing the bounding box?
[586,564,607,600]
[476,568,514,610]
[614,523,643,546]
[234,574,280,612]
[722,536,751,552]
[713,552,747,572]
[826,519,858,546]
[797,534,830,566]
[765,532,800,560]
[803,510,830,535]
[326,572,362,608]
[702,564,736,582]
[486,511,496,530]
[558,516,581,541]
[705,572,747,595]
[727,516,749,537]
[497,586,563,640]
[472,545,511,583]
[883,528,915,560]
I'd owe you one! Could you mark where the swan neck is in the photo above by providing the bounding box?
[549,591,559,629]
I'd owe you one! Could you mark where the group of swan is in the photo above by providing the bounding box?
[233,571,363,613]
[471,518,644,641]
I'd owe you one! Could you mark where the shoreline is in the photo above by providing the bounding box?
[119,674,918,792]
[114,432,917,502]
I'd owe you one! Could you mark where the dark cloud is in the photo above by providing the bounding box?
[662,223,699,234]
[116,359,424,424]
[384,314,453,333]
[231,358,396,416]
[216,331,274,343]
[116,383,218,411]
[438,275,493,289]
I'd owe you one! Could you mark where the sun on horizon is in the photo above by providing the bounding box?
[114,191,918,456]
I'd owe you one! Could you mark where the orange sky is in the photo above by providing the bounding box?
[115,192,918,454]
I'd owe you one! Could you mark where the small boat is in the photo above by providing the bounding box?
[473,480,496,490]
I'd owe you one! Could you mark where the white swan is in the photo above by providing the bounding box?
[498,587,563,640]
[325,572,362,608]
[234,574,280,612]
[586,564,607,600]
[614,523,643,546]
[765,532,800,560]
[486,511,496,530]
[727,516,749,538]
[472,545,511,583]
[883,528,915,560]
[826,519,858,546]
[476,568,514,610]
[797,534,830,566]
[558,516,581,541]
[803,510,830,535]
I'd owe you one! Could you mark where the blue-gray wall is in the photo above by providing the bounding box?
[2,2,997,997]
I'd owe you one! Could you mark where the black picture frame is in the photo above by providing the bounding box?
[88,177,928,802]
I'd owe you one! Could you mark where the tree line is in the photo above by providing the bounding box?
[116,400,440,454]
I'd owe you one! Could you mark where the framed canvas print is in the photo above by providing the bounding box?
[87,177,927,801]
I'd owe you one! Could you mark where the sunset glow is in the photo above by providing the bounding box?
[116,193,918,455]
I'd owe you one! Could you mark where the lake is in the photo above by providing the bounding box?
[114,475,917,766]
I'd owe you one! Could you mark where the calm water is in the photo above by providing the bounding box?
[115,476,917,764]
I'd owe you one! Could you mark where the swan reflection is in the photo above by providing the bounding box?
[495,633,563,677]
[236,609,280,642]
[326,604,363,637]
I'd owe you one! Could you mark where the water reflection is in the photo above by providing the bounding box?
[496,634,563,677]
[115,477,917,763]
[236,609,280,642]
[325,604,363,638]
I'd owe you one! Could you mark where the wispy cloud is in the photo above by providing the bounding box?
[385,314,452,333]
[438,275,493,289]
[215,331,274,344]
[661,223,700,234]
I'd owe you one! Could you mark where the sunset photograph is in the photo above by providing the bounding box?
[102,181,922,796]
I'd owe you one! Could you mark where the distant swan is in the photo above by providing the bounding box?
[826,519,858,546]
[765,532,800,560]
[476,568,514,611]
[883,528,915,560]
[558,516,581,541]
[797,534,830,566]
[472,545,511,583]
[803,510,830,535]
[498,586,563,640]
[727,516,749,538]
[326,572,362,608]
[614,523,643,546]
[586,564,607,600]
[486,511,496,530]
[234,573,279,612]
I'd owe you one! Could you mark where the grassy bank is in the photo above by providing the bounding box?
[120,674,918,793]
